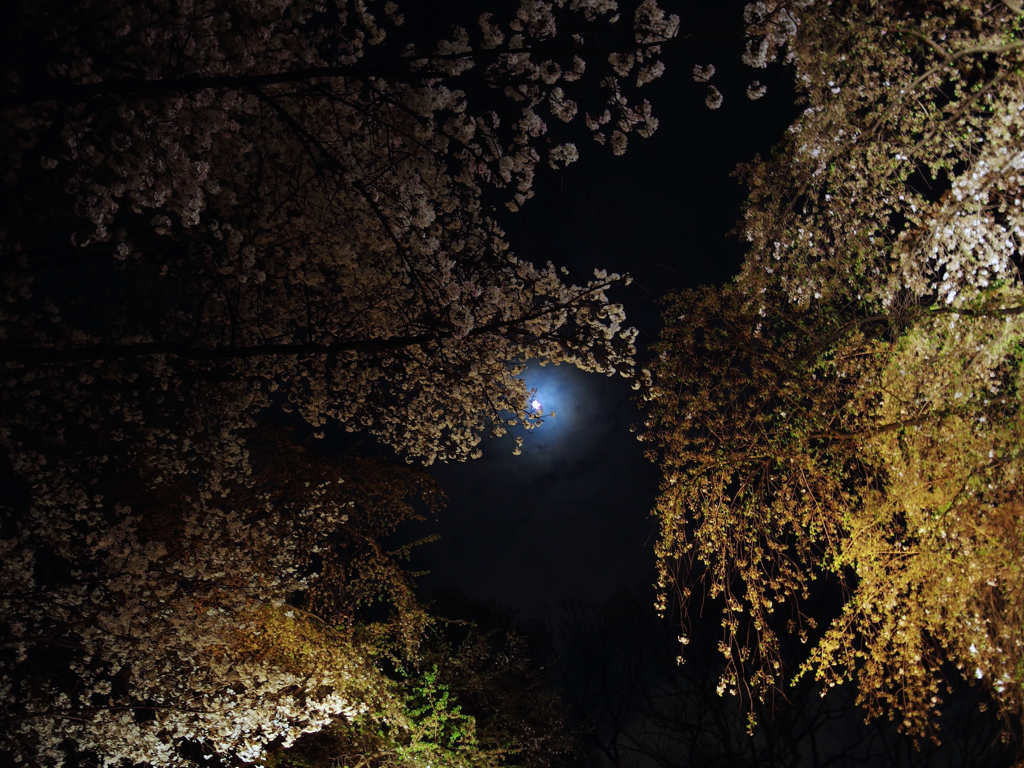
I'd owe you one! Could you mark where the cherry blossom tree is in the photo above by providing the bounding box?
[2,0,679,763]
[1,0,678,503]
[648,0,1024,740]
[0,429,449,766]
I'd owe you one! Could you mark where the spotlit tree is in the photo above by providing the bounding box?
[0,430,448,766]
[648,0,1024,737]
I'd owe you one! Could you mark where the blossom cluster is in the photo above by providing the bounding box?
[1,0,672,474]
[1,468,377,766]
[735,0,1024,315]
[1,0,675,762]
[648,0,1024,738]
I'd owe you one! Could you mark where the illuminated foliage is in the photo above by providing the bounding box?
[276,664,492,768]
[0,0,676,599]
[276,595,575,768]
[649,0,1024,738]
[0,430,445,765]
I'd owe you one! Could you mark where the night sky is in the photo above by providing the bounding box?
[8,2,1023,765]
[374,5,802,619]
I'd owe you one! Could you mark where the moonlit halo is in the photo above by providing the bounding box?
[519,363,582,434]
[488,362,606,454]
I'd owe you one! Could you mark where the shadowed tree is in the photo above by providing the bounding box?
[1,1,686,763]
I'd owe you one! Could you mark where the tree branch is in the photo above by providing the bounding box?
[0,30,679,110]
[0,282,619,366]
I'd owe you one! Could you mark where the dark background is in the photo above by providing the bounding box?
[376,2,801,620]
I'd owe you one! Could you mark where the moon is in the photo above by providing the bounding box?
[516,362,588,445]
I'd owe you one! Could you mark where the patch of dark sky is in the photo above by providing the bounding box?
[314,0,800,620]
